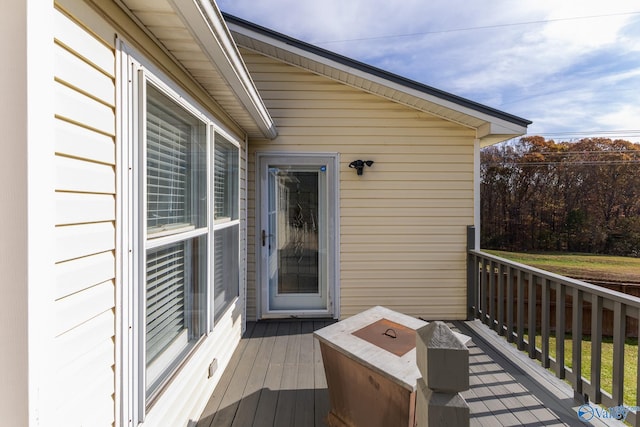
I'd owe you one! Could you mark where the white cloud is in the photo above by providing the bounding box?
[218,0,640,141]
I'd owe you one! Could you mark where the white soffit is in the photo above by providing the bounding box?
[118,0,276,139]
[226,15,531,145]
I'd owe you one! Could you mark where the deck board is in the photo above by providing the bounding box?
[197,322,256,427]
[252,322,288,427]
[313,320,331,426]
[198,319,626,427]
[294,321,316,427]
[230,322,278,427]
[213,322,266,427]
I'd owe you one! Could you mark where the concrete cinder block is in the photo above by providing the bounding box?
[416,378,470,427]
[416,321,469,392]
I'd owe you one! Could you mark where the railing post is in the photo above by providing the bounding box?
[416,322,470,427]
[466,226,475,320]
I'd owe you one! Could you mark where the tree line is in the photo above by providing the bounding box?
[480,136,640,256]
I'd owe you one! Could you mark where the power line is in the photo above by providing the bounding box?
[498,133,640,145]
[526,151,640,155]
[484,160,640,167]
[535,133,640,141]
[539,130,640,136]
[317,11,640,44]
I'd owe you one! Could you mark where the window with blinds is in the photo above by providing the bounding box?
[144,84,207,399]
[146,85,206,236]
[128,53,244,417]
[146,243,186,364]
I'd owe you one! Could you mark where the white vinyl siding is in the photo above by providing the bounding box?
[242,50,475,320]
[51,1,251,425]
[53,6,116,427]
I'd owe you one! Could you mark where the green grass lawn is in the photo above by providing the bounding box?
[533,335,638,406]
[485,251,640,284]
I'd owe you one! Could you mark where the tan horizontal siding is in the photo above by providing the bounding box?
[55,252,115,299]
[341,233,467,245]
[53,5,115,427]
[54,6,114,76]
[242,49,473,320]
[341,189,472,200]
[54,42,115,105]
[55,192,116,225]
[56,119,115,164]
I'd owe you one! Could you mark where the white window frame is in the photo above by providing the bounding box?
[116,40,243,426]
[212,135,241,325]
[139,66,212,408]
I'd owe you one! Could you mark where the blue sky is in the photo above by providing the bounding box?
[217,0,640,142]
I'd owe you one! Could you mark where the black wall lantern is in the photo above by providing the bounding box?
[349,159,374,175]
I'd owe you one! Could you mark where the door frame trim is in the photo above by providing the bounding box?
[255,152,340,319]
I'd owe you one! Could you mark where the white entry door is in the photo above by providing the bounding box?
[258,154,337,317]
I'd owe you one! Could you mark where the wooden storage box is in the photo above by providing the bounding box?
[314,306,426,427]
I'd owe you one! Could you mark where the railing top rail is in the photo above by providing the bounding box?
[469,249,640,309]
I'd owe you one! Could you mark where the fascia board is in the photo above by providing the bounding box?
[168,0,277,139]
[477,121,528,146]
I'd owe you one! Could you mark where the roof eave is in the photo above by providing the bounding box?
[477,122,528,147]
[170,1,277,139]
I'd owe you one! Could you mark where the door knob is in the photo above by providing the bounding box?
[262,229,273,246]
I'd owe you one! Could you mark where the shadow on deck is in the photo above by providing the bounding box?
[197,319,622,427]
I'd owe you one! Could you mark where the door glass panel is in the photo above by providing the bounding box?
[275,170,319,294]
[266,165,328,311]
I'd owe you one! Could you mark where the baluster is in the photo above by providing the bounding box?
[481,258,488,324]
[541,279,550,368]
[506,265,514,343]
[489,260,496,330]
[473,254,480,320]
[555,283,566,379]
[572,288,583,396]
[636,308,640,427]
[517,269,525,351]
[611,301,625,406]
[591,294,602,403]
[497,263,504,335]
[528,272,536,359]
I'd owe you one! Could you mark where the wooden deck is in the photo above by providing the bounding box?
[197,319,622,427]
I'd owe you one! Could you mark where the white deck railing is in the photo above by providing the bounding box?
[467,243,640,426]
